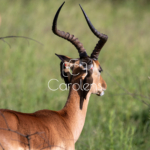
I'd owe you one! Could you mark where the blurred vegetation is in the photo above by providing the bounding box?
[0,0,150,149]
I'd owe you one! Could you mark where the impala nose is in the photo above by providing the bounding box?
[96,90,105,96]
[97,88,106,96]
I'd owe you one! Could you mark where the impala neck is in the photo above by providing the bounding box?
[60,83,91,143]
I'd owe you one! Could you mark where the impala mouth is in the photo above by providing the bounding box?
[96,91,104,96]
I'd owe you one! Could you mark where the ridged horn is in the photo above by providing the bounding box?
[52,2,88,58]
[79,4,108,60]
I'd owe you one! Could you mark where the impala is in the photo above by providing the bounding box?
[0,2,108,150]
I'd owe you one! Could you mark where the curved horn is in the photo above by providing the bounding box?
[79,4,108,60]
[52,2,88,58]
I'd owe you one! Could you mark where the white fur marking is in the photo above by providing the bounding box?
[100,91,104,96]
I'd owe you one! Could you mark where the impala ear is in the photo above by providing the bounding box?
[55,53,72,62]
[80,69,93,109]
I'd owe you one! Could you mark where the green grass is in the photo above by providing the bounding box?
[0,0,150,149]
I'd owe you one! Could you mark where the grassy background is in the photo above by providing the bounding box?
[0,0,150,149]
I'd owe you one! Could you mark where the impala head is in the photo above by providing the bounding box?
[52,2,108,108]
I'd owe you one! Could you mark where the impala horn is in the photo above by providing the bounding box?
[52,2,88,58]
[79,4,108,60]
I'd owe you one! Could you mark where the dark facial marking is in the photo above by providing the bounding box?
[80,69,93,110]
[99,66,103,73]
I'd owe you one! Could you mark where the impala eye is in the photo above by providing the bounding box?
[82,63,86,68]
